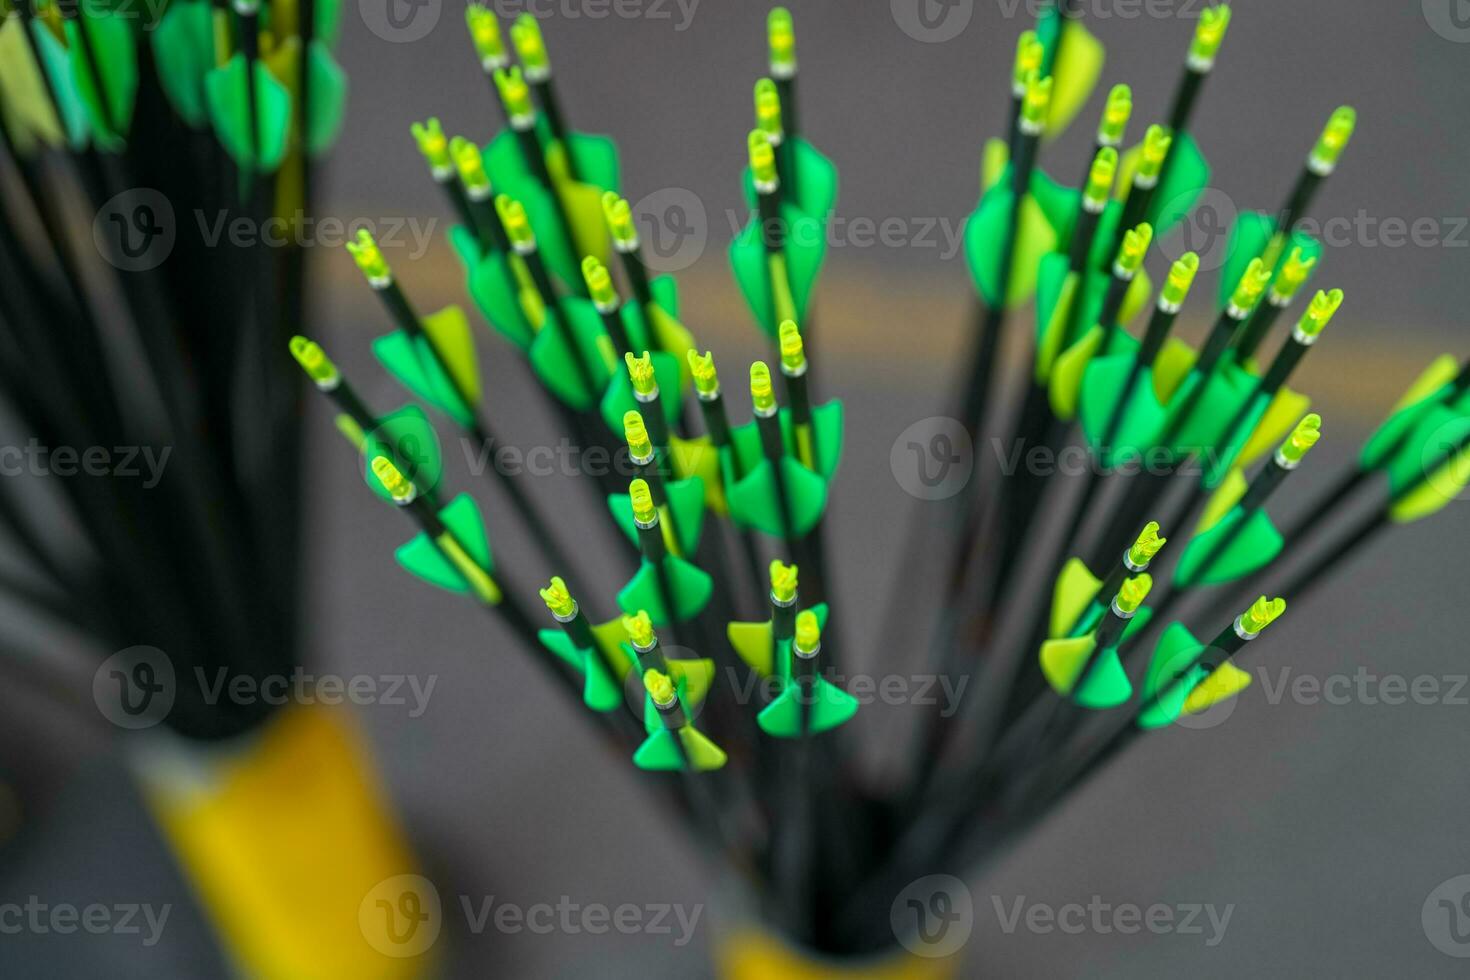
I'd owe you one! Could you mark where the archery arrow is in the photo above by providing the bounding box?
[634,669,726,772]
[616,478,711,627]
[1050,520,1167,640]
[1217,107,1355,311]
[600,193,698,379]
[1039,572,1153,709]
[536,576,634,713]
[1137,594,1282,730]
[1173,413,1321,590]
[608,410,706,559]
[1203,286,1341,488]
[730,126,825,338]
[290,336,445,504]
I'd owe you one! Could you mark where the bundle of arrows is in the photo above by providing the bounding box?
[289,3,1470,959]
[0,0,346,737]
[2,0,1466,970]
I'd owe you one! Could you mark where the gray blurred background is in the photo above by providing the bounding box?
[3,0,1470,976]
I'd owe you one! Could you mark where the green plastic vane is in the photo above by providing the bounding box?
[1078,358,1168,467]
[1360,355,1464,473]
[729,400,844,482]
[758,678,859,739]
[616,556,713,627]
[633,724,728,772]
[964,166,1075,311]
[627,278,697,384]
[633,723,726,770]
[1035,12,1104,140]
[1389,416,1470,524]
[315,0,346,47]
[728,603,829,679]
[1139,624,1204,728]
[1038,591,1151,709]
[668,435,727,515]
[1076,255,1200,462]
[150,0,214,127]
[482,126,620,285]
[725,455,828,539]
[449,227,541,350]
[723,402,843,538]
[540,621,630,712]
[633,671,727,772]
[729,202,826,338]
[536,579,634,713]
[29,21,90,150]
[304,41,348,156]
[1174,506,1283,587]
[360,405,443,505]
[1157,358,1259,461]
[0,18,65,154]
[1045,279,1155,420]
[1383,412,1470,521]
[1139,605,1272,730]
[371,306,482,428]
[1136,622,1249,729]
[1032,248,1152,385]
[64,10,136,151]
[205,54,291,172]
[1049,557,1103,640]
[393,493,502,606]
[525,306,612,411]
[756,610,859,737]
